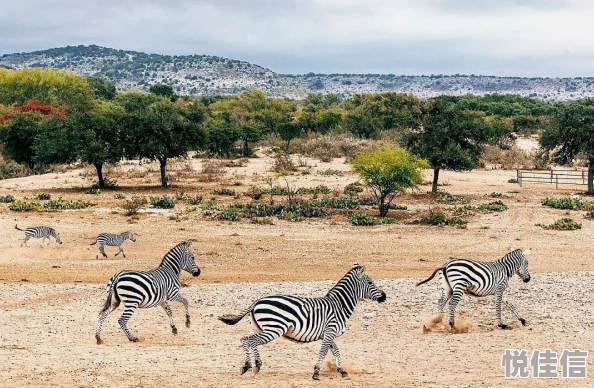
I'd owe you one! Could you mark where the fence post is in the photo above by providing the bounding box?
[584,170,586,184]
[517,169,521,187]
[550,170,553,184]
[556,175,558,189]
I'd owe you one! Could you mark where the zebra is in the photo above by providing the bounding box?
[218,264,386,380]
[15,225,62,246]
[90,231,136,259]
[416,249,531,331]
[95,241,201,344]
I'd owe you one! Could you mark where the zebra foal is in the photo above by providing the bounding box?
[219,264,386,380]
[95,241,200,344]
[15,225,62,246]
[416,249,531,331]
[90,231,136,259]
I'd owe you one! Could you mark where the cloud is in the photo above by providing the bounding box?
[1,0,594,76]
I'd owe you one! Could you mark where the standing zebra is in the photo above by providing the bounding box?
[416,249,531,330]
[95,241,201,344]
[90,231,136,259]
[219,264,386,380]
[15,225,62,246]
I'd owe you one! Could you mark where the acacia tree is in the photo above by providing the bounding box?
[403,96,505,193]
[351,147,427,216]
[540,100,594,193]
[119,93,205,187]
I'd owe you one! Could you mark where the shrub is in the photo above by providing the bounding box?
[0,194,16,203]
[541,197,594,211]
[150,196,176,209]
[351,147,427,216]
[490,192,503,198]
[478,201,508,212]
[216,207,241,221]
[34,193,51,200]
[86,188,101,195]
[113,193,126,200]
[250,217,274,225]
[344,181,364,196]
[0,160,30,180]
[272,153,297,175]
[93,177,118,189]
[434,191,469,205]
[295,185,331,195]
[212,188,236,196]
[9,200,42,211]
[318,168,342,177]
[122,196,148,216]
[537,218,582,231]
[200,159,226,182]
[411,208,468,227]
[44,199,93,210]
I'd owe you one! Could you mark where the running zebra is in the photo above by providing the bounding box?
[219,264,386,380]
[95,241,201,344]
[15,225,62,246]
[91,231,136,259]
[416,249,532,330]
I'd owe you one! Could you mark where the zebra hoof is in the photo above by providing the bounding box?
[498,324,509,330]
[185,320,190,328]
[240,364,251,375]
[340,370,348,378]
[95,335,103,345]
[172,326,178,335]
[130,337,139,342]
[312,373,320,380]
[519,318,527,326]
[253,366,260,375]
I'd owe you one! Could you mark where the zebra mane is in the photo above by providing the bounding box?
[159,241,191,266]
[325,265,363,297]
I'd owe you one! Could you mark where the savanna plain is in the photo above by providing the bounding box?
[0,152,592,387]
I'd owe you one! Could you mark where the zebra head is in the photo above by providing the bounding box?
[179,241,201,277]
[124,231,136,242]
[516,249,531,283]
[351,264,386,303]
[55,233,63,244]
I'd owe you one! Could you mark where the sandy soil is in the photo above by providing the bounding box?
[0,273,592,387]
[0,154,593,386]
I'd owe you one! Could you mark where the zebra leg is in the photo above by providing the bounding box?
[161,302,177,335]
[503,298,526,326]
[448,285,465,331]
[242,328,285,375]
[114,245,123,257]
[239,336,252,375]
[22,236,31,247]
[99,245,108,259]
[330,341,348,377]
[313,333,335,380]
[95,298,120,345]
[496,288,509,329]
[118,302,140,342]
[171,294,190,328]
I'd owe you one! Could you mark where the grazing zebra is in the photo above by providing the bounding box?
[15,225,62,246]
[90,231,136,259]
[219,264,386,380]
[95,241,201,344]
[416,249,532,330]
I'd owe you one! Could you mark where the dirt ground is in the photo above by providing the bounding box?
[0,153,593,386]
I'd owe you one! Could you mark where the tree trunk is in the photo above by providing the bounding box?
[432,168,440,194]
[243,140,249,157]
[588,158,594,194]
[379,196,389,217]
[94,163,104,188]
[159,158,168,188]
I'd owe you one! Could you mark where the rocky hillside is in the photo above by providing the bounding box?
[2,45,594,101]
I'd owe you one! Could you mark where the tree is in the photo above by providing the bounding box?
[277,122,301,149]
[403,96,503,193]
[351,147,427,216]
[204,117,241,157]
[118,93,205,187]
[35,101,126,188]
[87,76,117,100]
[540,100,594,193]
[149,84,177,101]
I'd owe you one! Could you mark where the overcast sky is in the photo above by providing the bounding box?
[1,0,593,76]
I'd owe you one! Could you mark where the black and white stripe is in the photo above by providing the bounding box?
[416,249,532,330]
[15,225,62,246]
[90,231,136,258]
[219,264,386,380]
[95,241,201,344]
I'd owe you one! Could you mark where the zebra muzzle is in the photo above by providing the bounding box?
[377,290,386,303]
[192,269,201,277]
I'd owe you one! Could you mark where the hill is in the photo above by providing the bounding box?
[2,45,594,101]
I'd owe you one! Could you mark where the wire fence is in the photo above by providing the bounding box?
[516,169,589,189]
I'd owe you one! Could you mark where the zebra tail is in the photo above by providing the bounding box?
[218,301,257,325]
[415,267,445,287]
[90,240,97,246]
[15,224,23,231]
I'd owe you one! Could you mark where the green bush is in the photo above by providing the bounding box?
[411,208,468,227]
[541,197,594,211]
[44,199,93,210]
[86,188,101,195]
[349,212,395,226]
[0,195,16,203]
[250,217,274,225]
[212,188,236,196]
[113,193,126,200]
[216,207,241,221]
[478,200,508,212]
[318,168,342,177]
[9,200,42,212]
[434,191,469,205]
[344,181,364,196]
[150,196,176,209]
[537,218,582,231]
